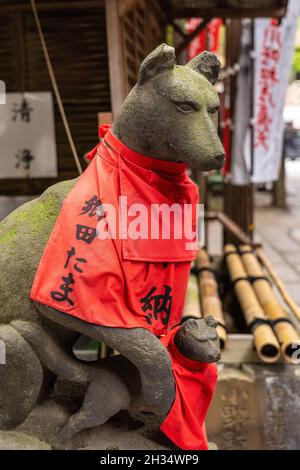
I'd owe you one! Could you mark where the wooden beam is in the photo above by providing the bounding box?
[165,7,288,20]
[119,0,139,18]
[205,211,261,248]
[217,212,260,248]
[105,0,127,116]
[0,1,287,18]
[0,1,105,13]
[149,0,167,23]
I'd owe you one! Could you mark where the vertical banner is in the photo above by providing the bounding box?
[187,18,208,60]
[243,0,300,183]
[0,92,57,179]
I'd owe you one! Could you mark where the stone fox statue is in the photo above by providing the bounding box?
[0,44,224,447]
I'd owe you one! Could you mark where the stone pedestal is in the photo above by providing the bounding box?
[206,362,300,449]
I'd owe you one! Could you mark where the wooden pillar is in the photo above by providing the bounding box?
[105,0,127,116]
[273,152,286,208]
[224,183,254,244]
[223,18,254,243]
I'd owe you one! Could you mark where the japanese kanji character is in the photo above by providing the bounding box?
[15,149,35,170]
[50,273,75,306]
[140,285,172,326]
[12,98,33,123]
[80,195,104,220]
[76,224,97,244]
[64,247,87,273]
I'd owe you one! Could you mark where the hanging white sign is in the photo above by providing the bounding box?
[243,0,300,183]
[0,92,57,179]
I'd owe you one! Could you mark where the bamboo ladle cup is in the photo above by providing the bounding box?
[224,244,280,363]
[240,245,300,363]
[182,272,202,322]
[196,249,227,350]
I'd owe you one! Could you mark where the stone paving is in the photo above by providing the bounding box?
[255,160,300,304]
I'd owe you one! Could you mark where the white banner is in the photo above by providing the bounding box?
[243,0,300,184]
[0,92,57,179]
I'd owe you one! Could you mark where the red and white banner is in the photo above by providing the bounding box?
[187,18,222,61]
[243,0,300,183]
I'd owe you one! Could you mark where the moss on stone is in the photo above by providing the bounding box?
[0,224,17,248]
[11,195,59,234]
[0,179,76,249]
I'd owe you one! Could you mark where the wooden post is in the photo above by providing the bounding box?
[105,0,127,116]
[224,183,254,243]
[223,18,254,243]
[273,152,286,208]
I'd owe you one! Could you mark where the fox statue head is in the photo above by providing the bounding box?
[112,43,225,171]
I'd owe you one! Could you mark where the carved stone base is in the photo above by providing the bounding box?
[1,399,172,450]
[206,363,300,450]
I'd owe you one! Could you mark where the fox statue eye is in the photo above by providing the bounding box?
[208,106,219,115]
[176,101,197,113]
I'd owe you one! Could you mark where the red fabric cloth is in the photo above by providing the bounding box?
[30,128,199,335]
[99,124,111,139]
[160,328,218,450]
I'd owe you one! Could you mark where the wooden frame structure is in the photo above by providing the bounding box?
[159,0,288,19]
[0,0,166,195]
[106,0,166,115]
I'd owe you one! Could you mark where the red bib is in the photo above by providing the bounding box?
[160,328,218,450]
[30,129,199,336]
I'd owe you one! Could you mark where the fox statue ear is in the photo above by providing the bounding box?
[138,43,176,85]
[187,51,221,85]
